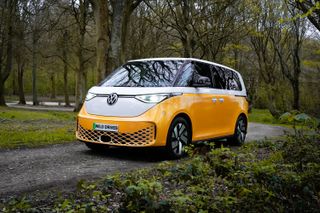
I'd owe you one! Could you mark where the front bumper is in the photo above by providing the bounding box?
[76,121,156,147]
[76,104,161,147]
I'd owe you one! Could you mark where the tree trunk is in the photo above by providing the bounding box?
[0,0,16,106]
[0,6,3,106]
[292,78,300,110]
[83,71,87,95]
[107,0,126,76]
[62,30,70,106]
[63,63,70,106]
[74,0,87,112]
[91,0,109,82]
[15,0,27,105]
[12,68,17,95]
[182,35,193,58]
[120,0,134,63]
[0,79,6,106]
[74,68,82,111]
[75,33,84,111]
[267,86,281,118]
[292,35,302,110]
[17,62,26,105]
[32,32,39,105]
[50,72,56,99]
[0,35,4,106]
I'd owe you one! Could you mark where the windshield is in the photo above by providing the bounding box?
[100,60,185,87]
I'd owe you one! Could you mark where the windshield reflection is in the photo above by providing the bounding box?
[101,60,185,87]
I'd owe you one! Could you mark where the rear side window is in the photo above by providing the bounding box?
[224,69,242,91]
[211,65,242,91]
[227,70,242,91]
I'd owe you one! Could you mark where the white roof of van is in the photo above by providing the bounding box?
[128,57,238,73]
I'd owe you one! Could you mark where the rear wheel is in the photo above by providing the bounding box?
[229,115,247,146]
[85,142,108,151]
[166,117,191,159]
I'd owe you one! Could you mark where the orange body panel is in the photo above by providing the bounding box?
[76,94,248,147]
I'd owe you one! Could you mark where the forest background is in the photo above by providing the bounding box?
[0,0,319,117]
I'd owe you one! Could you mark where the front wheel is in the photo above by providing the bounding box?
[229,115,247,146]
[166,117,191,159]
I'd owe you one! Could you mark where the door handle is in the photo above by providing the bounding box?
[212,98,217,103]
[219,98,224,103]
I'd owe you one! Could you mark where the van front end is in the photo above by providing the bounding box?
[76,90,191,148]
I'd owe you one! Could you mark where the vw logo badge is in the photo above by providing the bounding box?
[107,93,118,105]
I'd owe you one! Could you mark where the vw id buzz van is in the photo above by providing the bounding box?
[76,58,248,158]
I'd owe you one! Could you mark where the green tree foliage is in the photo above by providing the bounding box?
[0,0,319,116]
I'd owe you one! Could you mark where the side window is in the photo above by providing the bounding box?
[211,65,226,89]
[211,65,242,91]
[231,71,242,91]
[192,62,213,88]
[225,69,242,91]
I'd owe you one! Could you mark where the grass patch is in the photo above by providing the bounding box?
[249,108,279,124]
[0,107,76,149]
[0,107,75,121]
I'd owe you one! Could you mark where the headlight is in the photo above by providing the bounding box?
[135,94,169,103]
[135,93,182,103]
[85,92,96,101]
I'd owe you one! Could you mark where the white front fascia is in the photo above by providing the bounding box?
[85,86,247,117]
[85,96,156,117]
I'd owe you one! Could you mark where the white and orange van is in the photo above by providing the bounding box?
[76,58,248,158]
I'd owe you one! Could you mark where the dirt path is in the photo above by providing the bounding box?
[0,122,288,198]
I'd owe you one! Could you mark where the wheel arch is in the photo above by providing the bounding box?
[236,112,248,133]
[239,113,248,125]
[171,112,193,141]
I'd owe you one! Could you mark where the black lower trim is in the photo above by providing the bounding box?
[191,134,234,144]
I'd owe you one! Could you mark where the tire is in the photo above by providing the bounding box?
[166,117,192,159]
[229,115,247,146]
[85,142,108,151]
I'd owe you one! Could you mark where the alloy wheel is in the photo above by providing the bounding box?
[171,122,189,155]
[236,117,247,144]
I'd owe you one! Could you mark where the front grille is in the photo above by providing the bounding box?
[77,124,155,146]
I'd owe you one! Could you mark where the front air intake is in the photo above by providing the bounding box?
[77,124,155,147]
